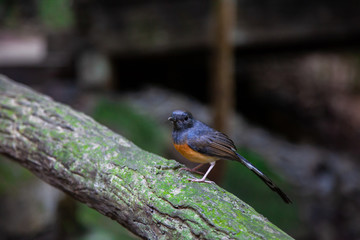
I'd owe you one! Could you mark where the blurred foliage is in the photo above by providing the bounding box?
[0,0,74,30]
[221,148,301,234]
[0,155,33,194]
[2,3,20,27]
[37,0,74,30]
[92,99,167,156]
[77,203,137,240]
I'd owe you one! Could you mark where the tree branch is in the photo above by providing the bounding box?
[0,75,293,239]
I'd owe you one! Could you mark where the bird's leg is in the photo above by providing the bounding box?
[180,163,205,175]
[188,162,216,184]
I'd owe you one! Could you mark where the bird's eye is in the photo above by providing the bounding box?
[184,116,189,121]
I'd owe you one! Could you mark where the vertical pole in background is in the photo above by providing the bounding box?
[210,0,236,182]
[212,0,236,133]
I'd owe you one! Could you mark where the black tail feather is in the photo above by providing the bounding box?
[235,152,292,204]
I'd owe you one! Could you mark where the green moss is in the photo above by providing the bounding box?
[52,148,72,162]
[0,120,11,133]
[53,106,66,116]
[1,108,16,119]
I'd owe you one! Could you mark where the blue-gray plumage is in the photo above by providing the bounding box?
[168,110,292,204]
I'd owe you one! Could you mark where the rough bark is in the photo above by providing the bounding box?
[0,75,292,240]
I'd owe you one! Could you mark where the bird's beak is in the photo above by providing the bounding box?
[168,117,174,122]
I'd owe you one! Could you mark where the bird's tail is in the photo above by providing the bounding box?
[235,152,292,204]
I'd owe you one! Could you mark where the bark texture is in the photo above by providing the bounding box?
[0,75,292,240]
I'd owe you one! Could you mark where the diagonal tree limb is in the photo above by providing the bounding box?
[0,75,293,239]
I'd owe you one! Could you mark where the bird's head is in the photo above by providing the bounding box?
[168,110,194,130]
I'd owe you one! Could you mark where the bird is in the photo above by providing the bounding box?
[168,110,292,204]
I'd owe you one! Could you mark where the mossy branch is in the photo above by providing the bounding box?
[0,75,293,240]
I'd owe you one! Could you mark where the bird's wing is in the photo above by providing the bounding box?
[187,131,239,160]
[187,129,292,203]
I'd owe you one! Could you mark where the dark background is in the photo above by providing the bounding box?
[1,1,360,239]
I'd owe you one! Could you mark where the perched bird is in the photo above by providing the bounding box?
[168,110,292,204]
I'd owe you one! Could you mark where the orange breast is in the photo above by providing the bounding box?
[174,143,218,163]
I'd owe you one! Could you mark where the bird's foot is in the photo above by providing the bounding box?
[179,167,204,175]
[187,178,214,184]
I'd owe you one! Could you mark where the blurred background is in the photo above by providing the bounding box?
[1,0,360,239]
